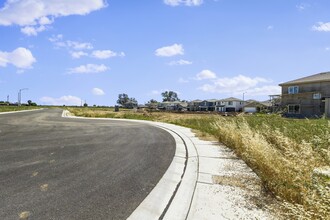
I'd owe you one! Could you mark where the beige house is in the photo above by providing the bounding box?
[279,72,330,117]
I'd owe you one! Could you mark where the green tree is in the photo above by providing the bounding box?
[117,93,129,106]
[117,93,138,109]
[27,100,37,106]
[161,91,179,102]
[148,99,158,104]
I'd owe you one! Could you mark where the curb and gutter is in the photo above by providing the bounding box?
[62,110,275,220]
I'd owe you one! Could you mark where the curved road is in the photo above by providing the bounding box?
[0,109,175,220]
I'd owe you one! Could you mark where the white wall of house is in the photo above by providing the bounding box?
[216,101,243,112]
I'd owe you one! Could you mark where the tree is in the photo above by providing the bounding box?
[147,99,158,110]
[27,100,37,106]
[148,99,158,104]
[117,93,129,106]
[117,93,138,109]
[161,91,179,102]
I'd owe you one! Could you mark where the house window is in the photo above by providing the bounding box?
[313,93,321,100]
[288,105,300,114]
[228,101,233,105]
[288,86,299,94]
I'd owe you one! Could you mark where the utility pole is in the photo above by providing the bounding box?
[18,88,28,106]
[7,95,9,103]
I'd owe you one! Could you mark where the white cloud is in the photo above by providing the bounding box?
[312,22,330,32]
[49,34,63,42]
[0,47,36,69]
[40,95,82,106]
[0,0,107,36]
[296,3,309,11]
[198,74,270,93]
[245,85,281,96]
[195,70,217,80]
[21,25,46,36]
[155,44,184,57]
[68,64,109,74]
[92,88,105,96]
[178,77,189,83]
[164,0,203,7]
[49,35,93,50]
[66,41,93,50]
[70,51,88,59]
[91,50,125,59]
[168,59,192,66]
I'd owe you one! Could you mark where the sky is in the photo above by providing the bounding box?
[1,0,330,106]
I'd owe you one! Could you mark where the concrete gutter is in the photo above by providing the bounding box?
[62,110,275,220]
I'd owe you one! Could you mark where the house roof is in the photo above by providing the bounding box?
[219,97,243,102]
[190,99,203,103]
[205,99,219,102]
[279,71,330,86]
[244,101,267,108]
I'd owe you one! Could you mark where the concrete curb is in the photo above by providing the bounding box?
[0,108,44,115]
[62,110,198,219]
[62,111,276,220]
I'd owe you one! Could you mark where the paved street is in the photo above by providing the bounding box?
[0,109,175,220]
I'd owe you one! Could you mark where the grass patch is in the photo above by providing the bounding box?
[0,106,40,112]
[66,107,330,219]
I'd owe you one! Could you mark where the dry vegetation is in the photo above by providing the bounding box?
[0,105,40,112]
[68,107,329,219]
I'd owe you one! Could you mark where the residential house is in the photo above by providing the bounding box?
[279,71,330,117]
[216,97,244,112]
[187,100,202,111]
[199,99,218,111]
[243,101,268,113]
[158,101,188,111]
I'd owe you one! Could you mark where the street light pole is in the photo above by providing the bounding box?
[18,88,28,106]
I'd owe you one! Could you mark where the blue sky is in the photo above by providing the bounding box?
[1,0,330,106]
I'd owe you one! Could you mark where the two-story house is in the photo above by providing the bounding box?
[279,72,330,117]
[199,99,218,111]
[216,97,244,112]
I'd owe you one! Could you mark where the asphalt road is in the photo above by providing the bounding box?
[0,109,175,220]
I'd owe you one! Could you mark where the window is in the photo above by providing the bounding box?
[313,93,321,100]
[228,101,233,105]
[288,105,300,114]
[288,86,299,94]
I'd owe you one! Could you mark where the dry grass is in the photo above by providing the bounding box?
[0,106,40,112]
[67,107,330,219]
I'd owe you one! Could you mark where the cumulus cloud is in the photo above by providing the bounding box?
[21,25,46,36]
[245,85,281,96]
[168,59,192,66]
[164,0,203,6]
[312,22,330,32]
[92,88,105,96]
[91,50,125,59]
[195,70,217,80]
[40,95,82,106]
[68,64,109,74]
[0,0,107,36]
[155,44,184,57]
[198,74,271,94]
[70,51,88,59]
[0,47,36,69]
